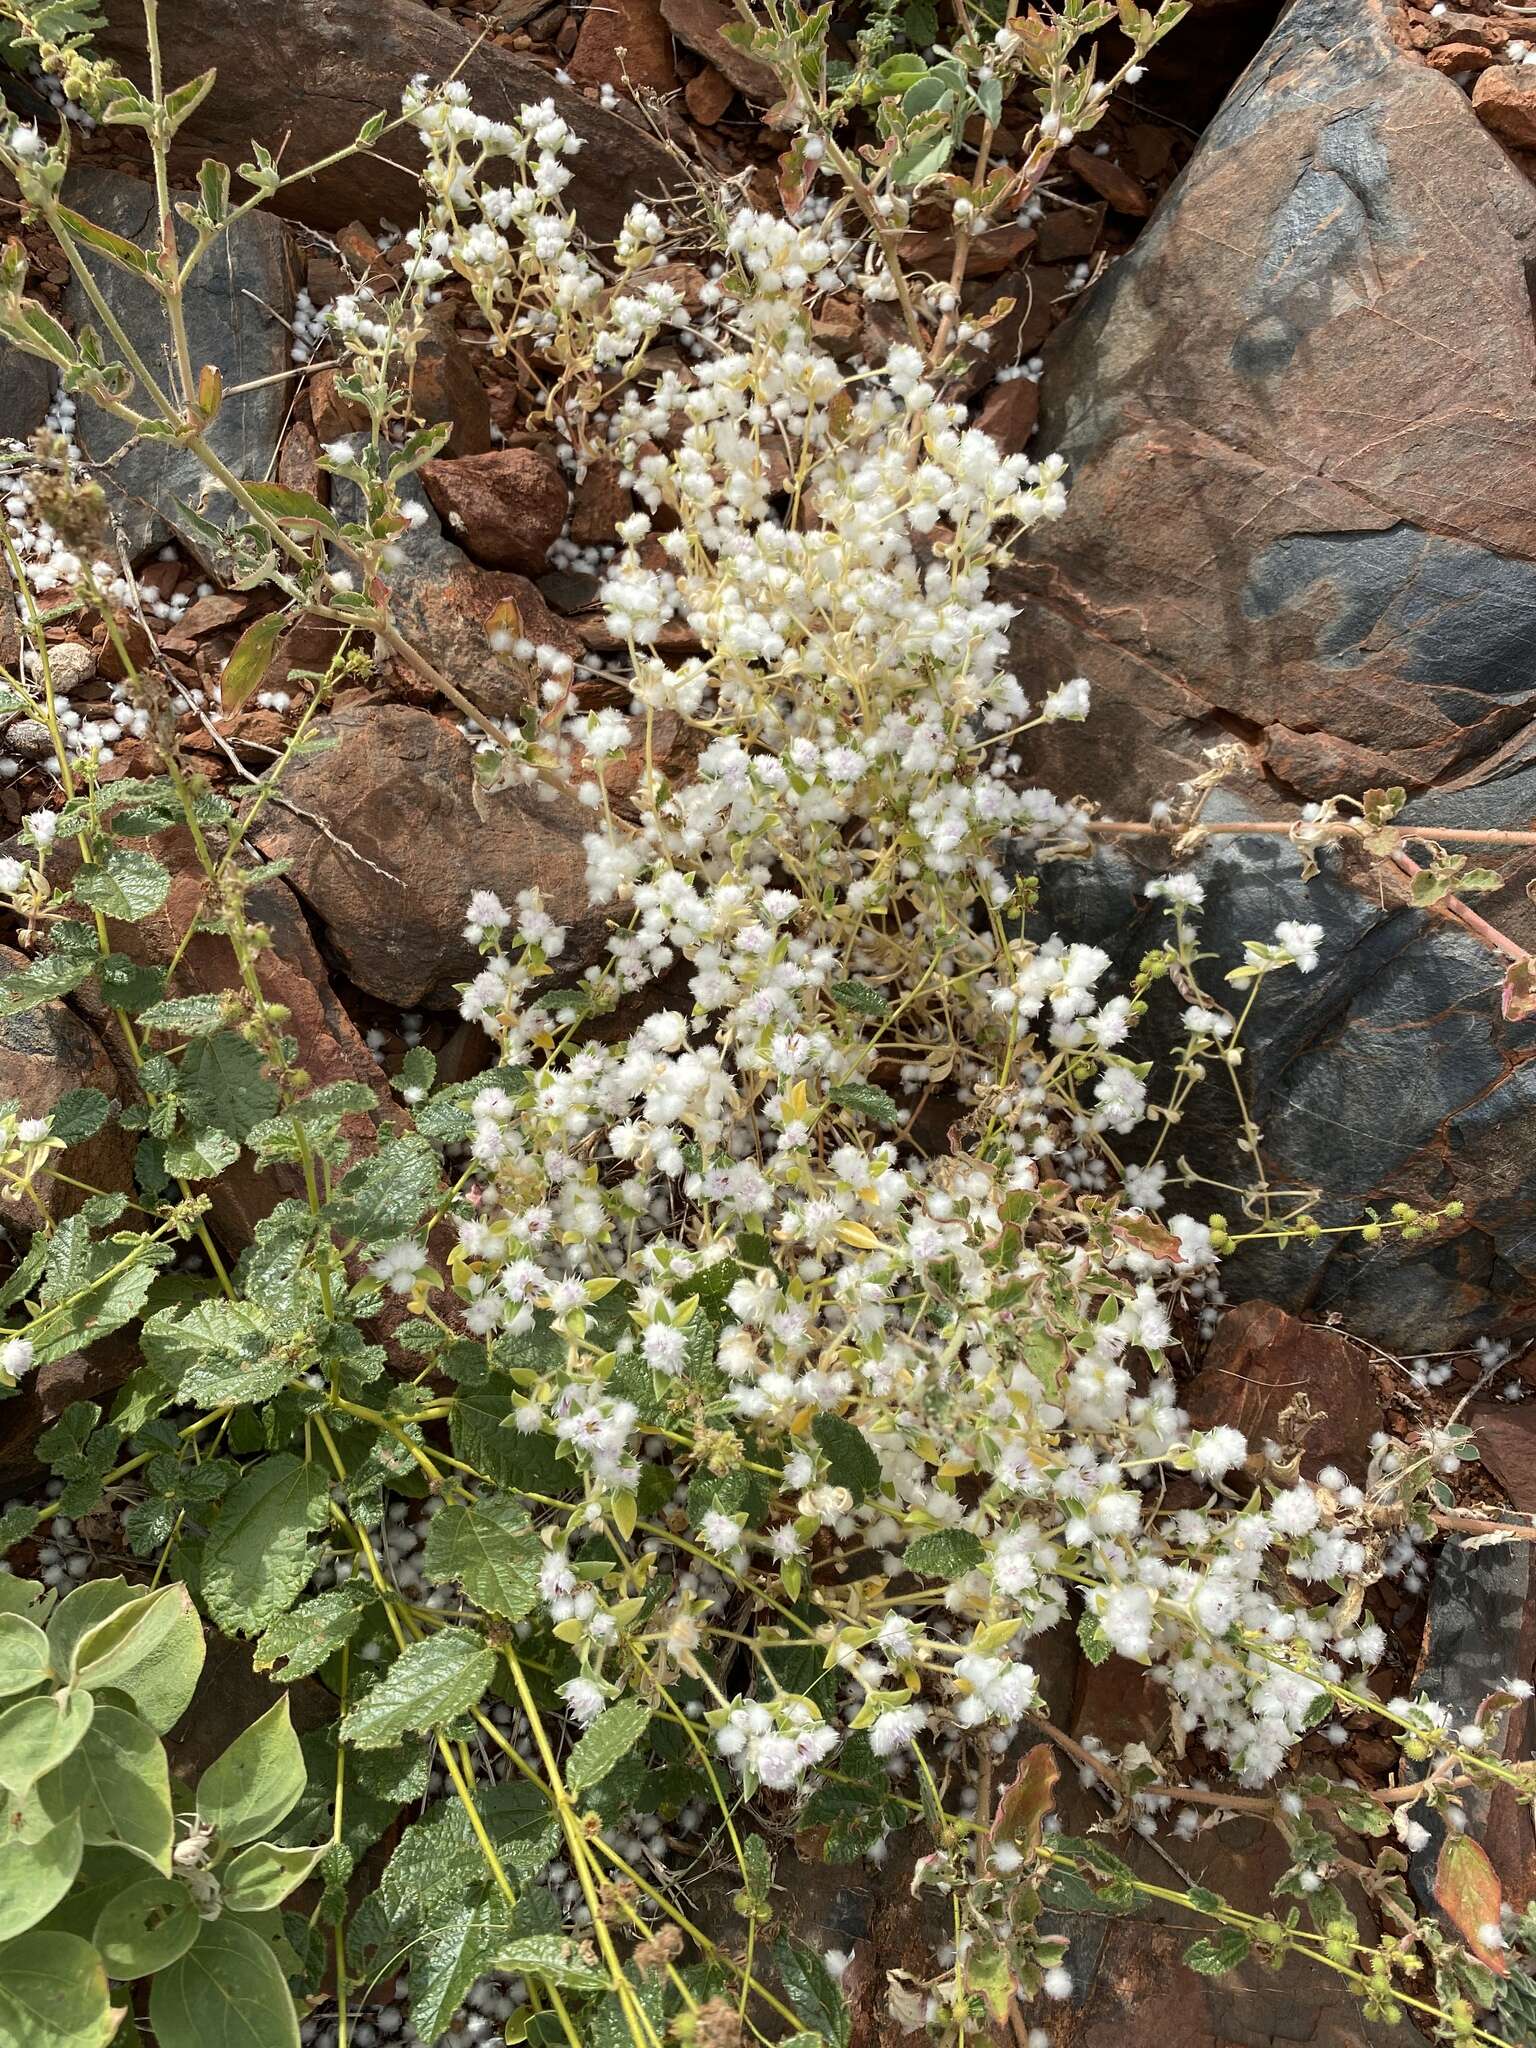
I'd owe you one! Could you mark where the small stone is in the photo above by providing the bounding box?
[684,62,735,124]
[570,0,678,92]
[3,720,54,762]
[1473,64,1536,145]
[1034,200,1106,262]
[421,447,569,574]
[1066,144,1151,216]
[250,700,614,1006]
[570,457,633,546]
[975,376,1039,454]
[307,364,367,445]
[1183,1301,1384,1480]
[407,307,493,458]
[537,569,602,613]
[659,0,778,101]
[41,643,96,692]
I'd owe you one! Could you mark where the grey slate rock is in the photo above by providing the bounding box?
[62,165,293,562]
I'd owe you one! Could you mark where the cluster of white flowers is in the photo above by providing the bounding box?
[275,87,1489,1905]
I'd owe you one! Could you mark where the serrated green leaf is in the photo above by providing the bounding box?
[774,1934,851,2048]
[423,1498,542,1621]
[136,993,230,1037]
[175,1034,279,1141]
[828,979,890,1017]
[253,1592,365,1684]
[811,1412,881,1504]
[340,1631,496,1749]
[73,851,171,923]
[565,1700,651,1798]
[492,1933,609,1992]
[904,1529,984,1577]
[826,1081,900,1125]
[162,1126,241,1180]
[405,1896,510,2042]
[202,1456,330,1637]
[1183,1928,1251,1975]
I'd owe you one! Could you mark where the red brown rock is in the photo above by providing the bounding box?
[974,373,1039,452]
[684,62,735,124]
[1427,40,1499,73]
[657,0,778,102]
[0,946,135,1235]
[569,457,633,546]
[1066,143,1151,216]
[1183,1301,1384,1481]
[250,700,614,1006]
[1472,62,1536,146]
[421,447,569,574]
[569,0,678,93]
[408,308,493,459]
[307,365,366,446]
[92,0,681,245]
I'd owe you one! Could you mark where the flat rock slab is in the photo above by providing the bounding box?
[0,344,52,445]
[95,0,681,244]
[251,699,613,1008]
[62,165,293,562]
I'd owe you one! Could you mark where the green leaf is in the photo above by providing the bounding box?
[379,1784,557,1917]
[1183,1928,1252,1975]
[0,1930,119,2048]
[203,1456,330,1636]
[175,1034,279,1141]
[340,1631,496,1749]
[0,1612,52,1695]
[162,1126,241,1180]
[53,205,156,279]
[252,1592,365,1685]
[45,1581,203,1734]
[36,1702,173,1870]
[904,1529,985,1577]
[330,1136,439,1246]
[92,1876,198,1978]
[492,1934,609,1993]
[422,1498,543,1621]
[0,1811,82,1940]
[241,483,334,529]
[0,1688,95,1795]
[48,1089,111,1146]
[774,1935,851,2048]
[0,936,97,1016]
[1076,1610,1112,1667]
[220,1839,328,1913]
[148,1915,300,2048]
[71,1584,189,1693]
[826,1081,900,1126]
[197,1698,305,1849]
[136,994,229,1037]
[405,1896,510,2043]
[811,1412,881,1504]
[218,614,285,713]
[828,979,889,1018]
[565,1700,651,1798]
[72,851,171,924]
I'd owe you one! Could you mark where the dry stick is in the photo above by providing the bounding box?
[1088,819,1536,849]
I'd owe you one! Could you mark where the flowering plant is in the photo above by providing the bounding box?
[0,5,1534,2047]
